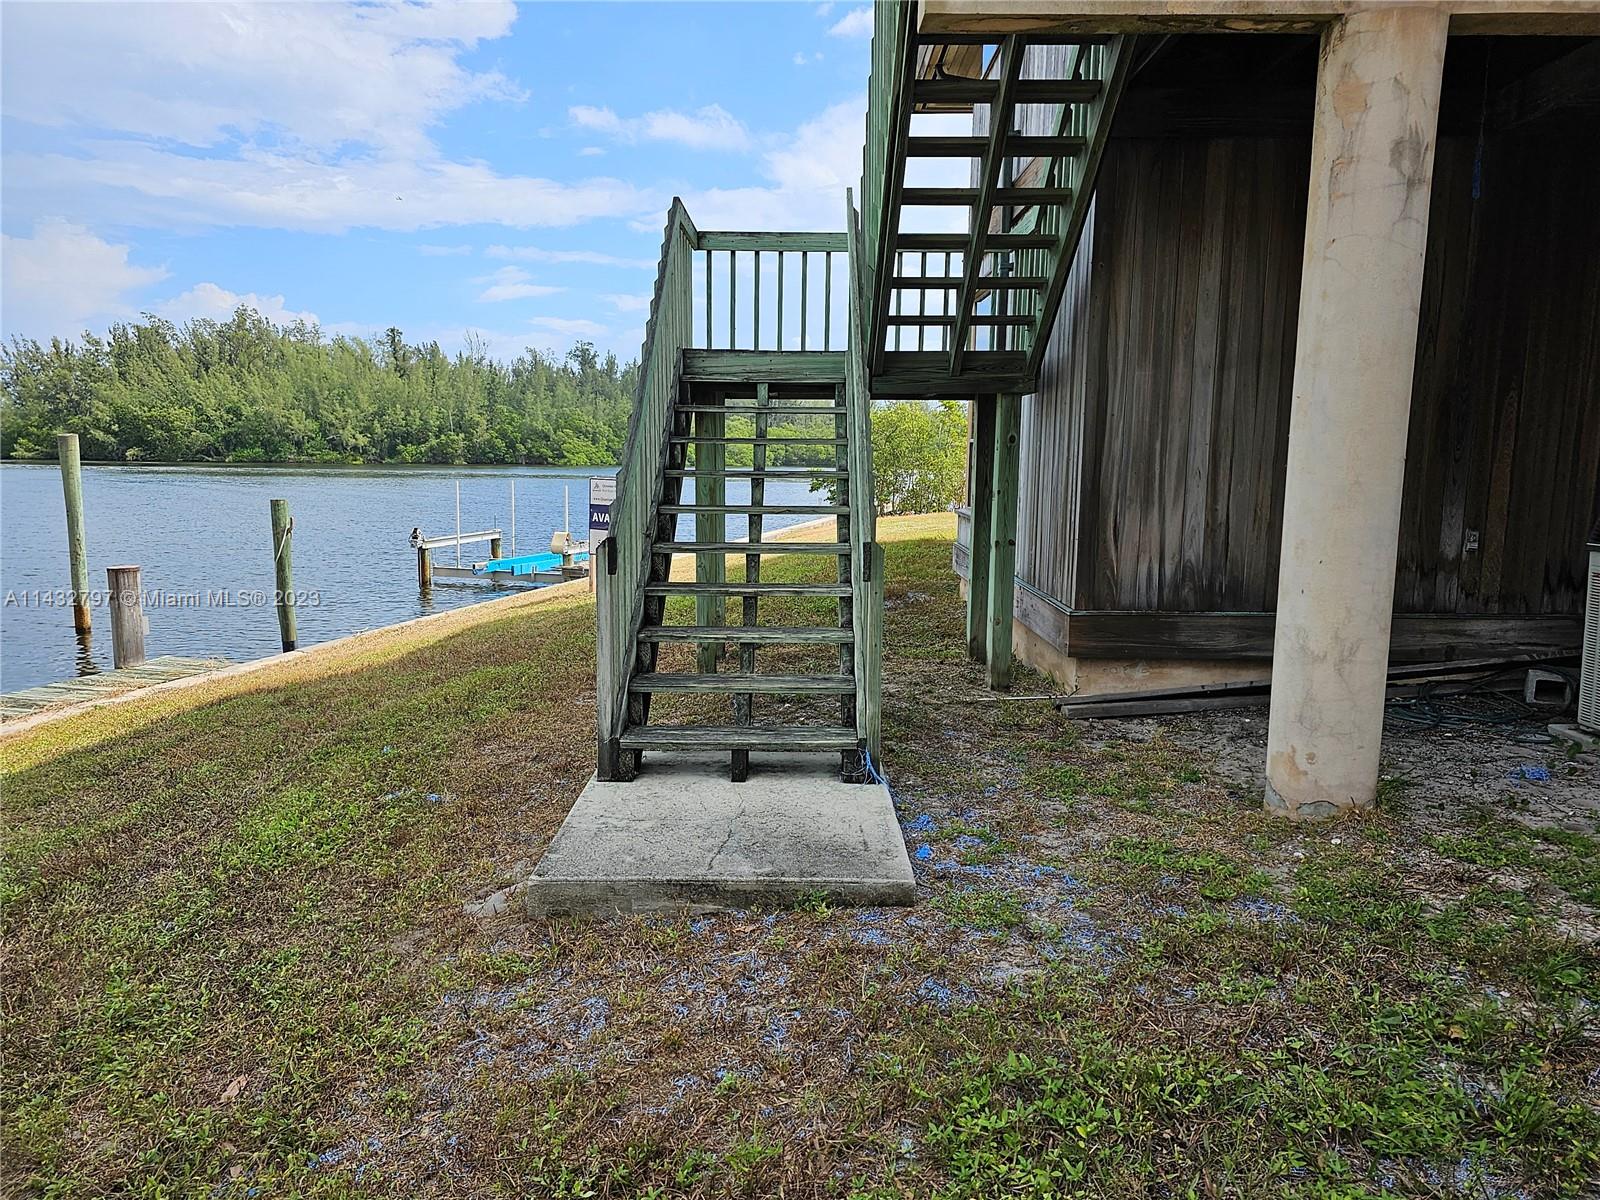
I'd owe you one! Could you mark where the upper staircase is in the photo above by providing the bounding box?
[594,5,1130,781]
[863,3,1132,396]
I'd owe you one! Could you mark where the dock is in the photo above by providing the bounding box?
[1,655,233,722]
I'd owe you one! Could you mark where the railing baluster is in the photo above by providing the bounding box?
[777,250,785,351]
[705,249,712,349]
[729,250,737,349]
[824,252,833,350]
[800,252,808,351]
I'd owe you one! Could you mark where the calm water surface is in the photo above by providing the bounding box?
[0,462,817,692]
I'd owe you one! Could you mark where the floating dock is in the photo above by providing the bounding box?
[1,655,233,722]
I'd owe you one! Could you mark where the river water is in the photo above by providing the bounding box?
[0,462,820,692]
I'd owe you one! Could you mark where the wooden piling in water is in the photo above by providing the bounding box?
[416,547,433,590]
[57,433,91,633]
[106,565,145,668]
[270,499,297,652]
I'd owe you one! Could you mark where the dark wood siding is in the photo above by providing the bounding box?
[1399,128,1600,616]
[1013,123,1600,635]
[1016,136,1308,613]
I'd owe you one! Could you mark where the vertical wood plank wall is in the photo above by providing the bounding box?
[1013,128,1600,630]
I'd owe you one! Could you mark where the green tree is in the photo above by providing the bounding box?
[1,306,640,468]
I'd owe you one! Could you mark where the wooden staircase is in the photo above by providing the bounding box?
[862,3,1133,396]
[594,6,1132,775]
[617,377,875,783]
[595,203,883,785]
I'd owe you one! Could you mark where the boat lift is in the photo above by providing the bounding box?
[410,481,588,589]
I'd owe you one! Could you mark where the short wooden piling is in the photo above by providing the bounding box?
[270,499,297,652]
[106,565,145,668]
[57,433,91,633]
[416,546,433,590]
[489,535,503,561]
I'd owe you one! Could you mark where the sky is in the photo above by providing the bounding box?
[0,0,896,362]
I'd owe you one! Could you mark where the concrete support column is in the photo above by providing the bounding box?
[1264,6,1449,819]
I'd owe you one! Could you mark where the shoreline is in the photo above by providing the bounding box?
[0,516,842,740]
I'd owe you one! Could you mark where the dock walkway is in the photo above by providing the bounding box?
[2,656,233,721]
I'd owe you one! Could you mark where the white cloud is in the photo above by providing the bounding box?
[827,8,873,38]
[486,245,656,270]
[11,144,656,234]
[569,103,752,152]
[157,282,319,327]
[793,51,824,66]
[578,146,606,157]
[602,294,651,314]
[1,220,169,338]
[1,2,664,236]
[532,316,608,338]
[418,243,473,257]
[474,267,563,303]
[676,99,863,231]
[2,1,522,156]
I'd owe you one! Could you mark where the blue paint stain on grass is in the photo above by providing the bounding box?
[914,978,977,1009]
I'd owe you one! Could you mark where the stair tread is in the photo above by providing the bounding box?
[660,504,848,514]
[631,673,856,693]
[645,582,852,596]
[889,314,1031,326]
[914,78,1100,104]
[907,134,1087,157]
[677,405,847,415]
[893,275,1049,289]
[656,541,849,553]
[666,467,847,477]
[620,724,859,751]
[672,435,847,445]
[897,232,1055,251]
[639,625,853,643]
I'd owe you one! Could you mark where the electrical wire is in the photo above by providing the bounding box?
[1384,665,1577,745]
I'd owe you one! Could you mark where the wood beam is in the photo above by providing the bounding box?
[1491,38,1600,128]
[965,401,996,661]
[916,2,1600,37]
[986,392,1023,689]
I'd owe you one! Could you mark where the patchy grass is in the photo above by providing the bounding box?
[4,511,1599,1198]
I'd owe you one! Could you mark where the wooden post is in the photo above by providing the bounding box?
[416,546,432,590]
[106,565,145,669]
[270,499,297,652]
[695,400,726,672]
[965,401,995,662]
[595,536,619,780]
[489,535,503,561]
[986,393,1021,690]
[57,433,91,633]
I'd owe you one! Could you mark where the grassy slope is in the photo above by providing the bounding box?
[3,514,1597,1199]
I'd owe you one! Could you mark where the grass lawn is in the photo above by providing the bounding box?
[4,513,1598,1198]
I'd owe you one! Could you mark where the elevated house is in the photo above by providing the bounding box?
[592,0,1599,824]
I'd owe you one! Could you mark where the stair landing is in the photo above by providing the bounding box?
[525,753,914,916]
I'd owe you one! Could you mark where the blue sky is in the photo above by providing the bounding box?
[0,0,887,361]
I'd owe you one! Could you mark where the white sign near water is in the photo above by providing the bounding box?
[588,476,616,548]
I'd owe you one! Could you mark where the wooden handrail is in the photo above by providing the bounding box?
[845,189,883,761]
[597,198,699,771]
